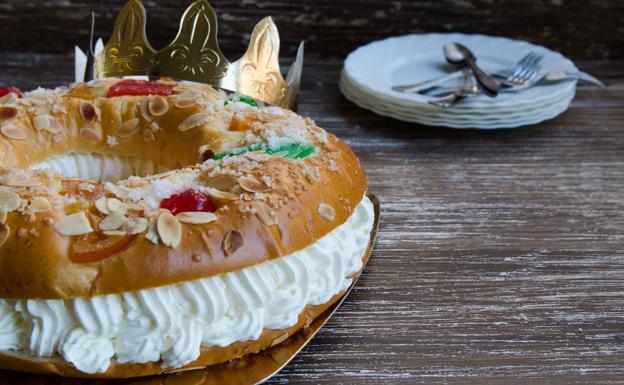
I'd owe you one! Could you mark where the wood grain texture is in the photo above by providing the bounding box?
[0,0,623,60]
[1,53,624,383]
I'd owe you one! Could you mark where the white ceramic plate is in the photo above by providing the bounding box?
[340,70,572,118]
[341,33,578,128]
[340,77,574,129]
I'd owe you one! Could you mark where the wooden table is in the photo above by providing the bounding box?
[1,55,623,384]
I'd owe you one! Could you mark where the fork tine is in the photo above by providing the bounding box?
[507,52,537,81]
[500,52,534,78]
[510,54,543,84]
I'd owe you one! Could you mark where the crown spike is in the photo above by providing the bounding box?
[156,0,229,82]
[95,0,155,77]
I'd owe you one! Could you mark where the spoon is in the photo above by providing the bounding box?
[429,68,478,108]
[443,42,501,96]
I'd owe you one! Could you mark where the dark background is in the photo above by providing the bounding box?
[0,0,622,60]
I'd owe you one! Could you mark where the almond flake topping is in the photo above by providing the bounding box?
[174,97,196,109]
[142,129,155,142]
[79,101,97,122]
[124,217,148,234]
[252,201,277,226]
[99,211,126,231]
[103,230,127,236]
[33,114,61,134]
[28,197,50,212]
[205,174,239,191]
[0,93,18,106]
[157,212,182,248]
[0,189,21,212]
[148,96,169,116]
[176,211,217,224]
[0,106,18,124]
[222,230,244,257]
[317,203,336,221]
[79,127,102,143]
[118,118,140,137]
[54,212,94,236]
[145,219,159,244]
[107,198,128,215]
[1,125,27,140]
[0,223,9,247]
[205,187,239,202]
[179,112,209,131]
[95,197,110,214]
[239,175,270,193]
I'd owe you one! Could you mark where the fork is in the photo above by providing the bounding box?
[392,52,542,93]
[493,52,543,87]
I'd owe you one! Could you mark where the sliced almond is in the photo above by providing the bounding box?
[157,212,182,248]
[239,175,270,193]
[6,178,40,187]
[148,96,169,116]
[176,211,217,224]
[107,198,127,215]
[205,187,239,202]
[126,203,146,212]
[142,129,155,142]
[32,114,51,131]
[1,124,27,140]
[79,127,102,143]
[0,189,21,212]
[117,118,140,137]
[317,203,336,221]
[0,223,9,246]
[222,230,244,257]
[145,219,159,244]
[0,210,6,224]
[98,211,126,231]
[0,106,19,124]
[252,201,277,226]
[204,174,239,191]
[124,217,148,234]
[79,101,98,122]
[54,212,94,236]
[0,93,19,106]
[178,112,209,131]
[140,99,153,121]
[95,197,110,215]
[103,230,127,236]
[174,97,196,109]
[28,197,50,212]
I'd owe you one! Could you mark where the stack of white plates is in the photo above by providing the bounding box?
[340,33,578,129]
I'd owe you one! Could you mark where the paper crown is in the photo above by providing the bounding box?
[92,0,304,109]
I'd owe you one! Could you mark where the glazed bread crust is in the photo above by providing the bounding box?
[0,79,367,299]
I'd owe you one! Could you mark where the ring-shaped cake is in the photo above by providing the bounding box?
[0,79,373,378]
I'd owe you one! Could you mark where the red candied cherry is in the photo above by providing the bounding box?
[160,189,216,215]
[107,80,174,97]
[0,87,23,98]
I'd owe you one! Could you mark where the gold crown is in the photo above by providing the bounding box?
[93,0,303,109]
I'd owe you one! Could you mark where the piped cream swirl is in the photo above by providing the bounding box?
[0,195,374,374]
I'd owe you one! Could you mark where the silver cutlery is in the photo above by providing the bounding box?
[428,68,478,108]
[392,51,540,94]
[493,52,543,87]
[443,42,501,96]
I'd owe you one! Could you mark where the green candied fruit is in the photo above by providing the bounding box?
[213,143,316,161]
[224,96,258,107]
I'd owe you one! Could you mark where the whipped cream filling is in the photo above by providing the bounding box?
[30,153,171,183]
[0,195,374,374]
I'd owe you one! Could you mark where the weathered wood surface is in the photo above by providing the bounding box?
[0,0,623,60]
[1,54,623,384]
